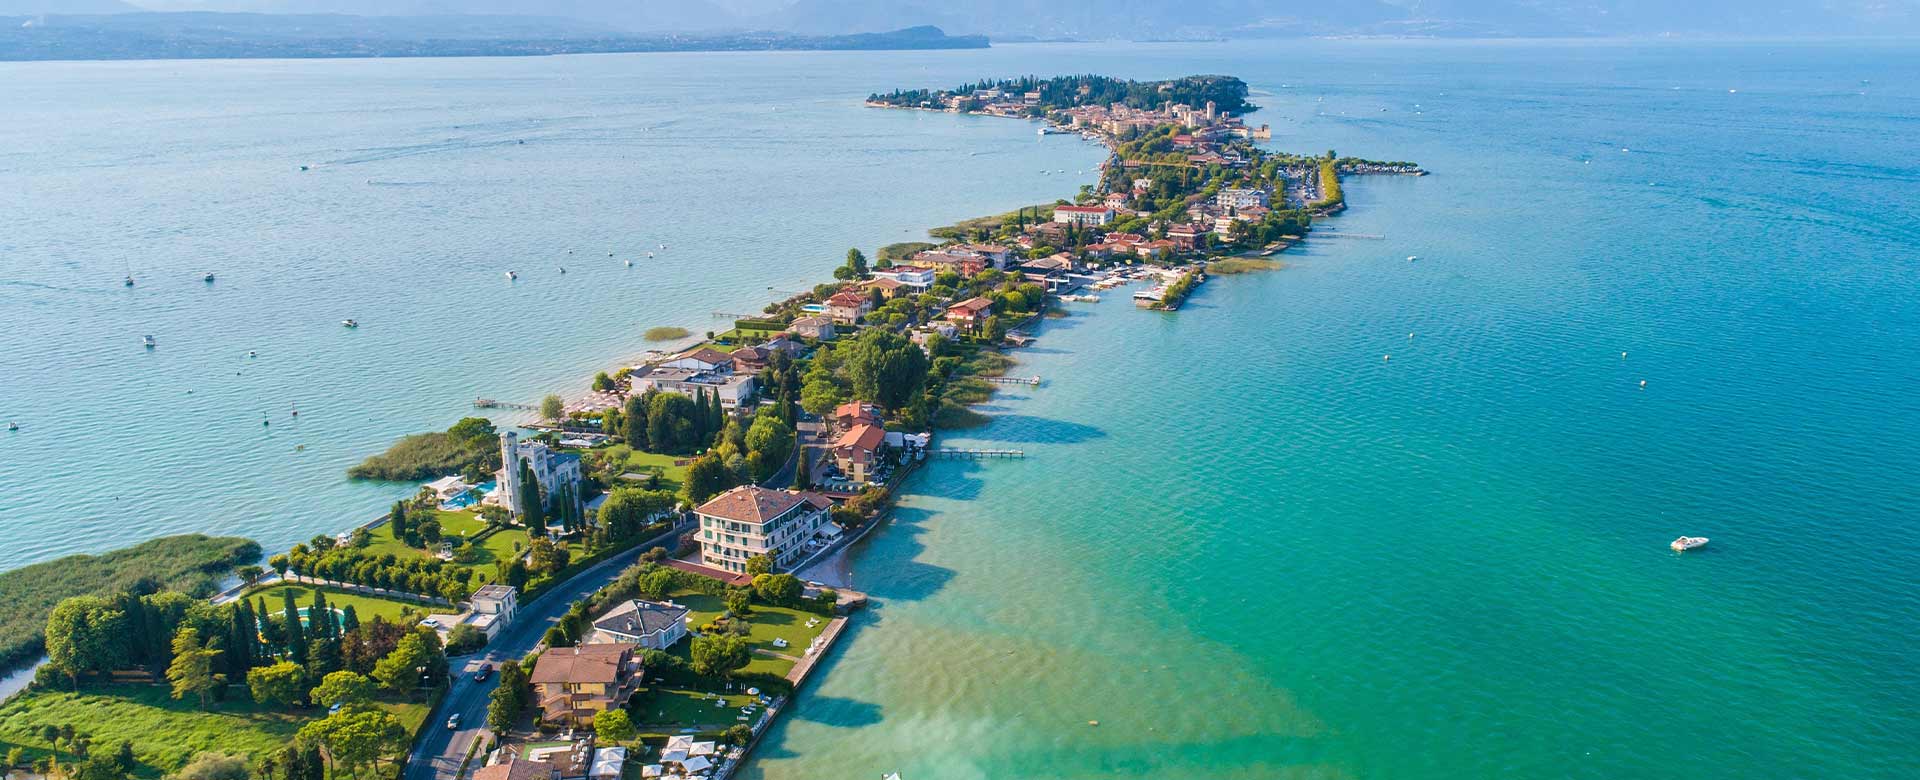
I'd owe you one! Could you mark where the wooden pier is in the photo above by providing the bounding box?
[473,398,539,411]
[984,375,1042,386]
[934,448,1026,459]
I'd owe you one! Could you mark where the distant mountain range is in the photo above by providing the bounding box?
[0,14,986,61]
[3,0,1915,47]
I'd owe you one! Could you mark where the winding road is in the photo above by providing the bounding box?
[403,522,685,780]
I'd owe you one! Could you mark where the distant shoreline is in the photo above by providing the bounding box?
[0,17,988,63]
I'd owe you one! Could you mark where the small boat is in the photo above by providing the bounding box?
[1407,255,1419,261]
[505,270,518,280]
[7,421,18,431]
[247,350,257,358]
[624,259,632,267]
[142,335,156,348]
[342,319,358,328]
[124,275,135,287]
[558,267,566,274]
[203,272,215,282]
[1671,536,1708,552]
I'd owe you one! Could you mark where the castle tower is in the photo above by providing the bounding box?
[500,430,521,516]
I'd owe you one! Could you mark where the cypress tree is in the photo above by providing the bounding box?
[310,591,331,640]
[710,391,725,437]
[303,744,325,780]
[622,394,648,449]
[228,601,256,672]
[390,500,410,540]
[119,592,151,667]
[694,389,710,441]
[339,604,359,634]
[281,588,307,665]
[144,600,169,679]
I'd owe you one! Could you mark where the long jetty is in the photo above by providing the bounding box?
[984,375,1042,386]
[934,448,1025,459]
[473,398,538,411]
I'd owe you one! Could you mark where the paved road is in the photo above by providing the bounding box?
[403,523,685,780]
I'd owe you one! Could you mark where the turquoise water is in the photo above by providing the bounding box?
[5,40,1920,779]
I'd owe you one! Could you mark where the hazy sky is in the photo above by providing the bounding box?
[35,0,1920,37]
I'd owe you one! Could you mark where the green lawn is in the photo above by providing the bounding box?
[362,510,530,574]
[632,687,759,731]
[713,328,785,344]
[241,584,431,624]
[594,445,693,492]
[675,592,830,678]
[0,683,423,777]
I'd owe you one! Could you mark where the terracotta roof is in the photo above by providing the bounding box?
[472,759,555,780]
[833,401,882,425]
[827,290,869,307]
[948,297,994,315]
[672,347,734,366]
[530,644,633,686]
[863,277,904,289]
[835,423,886,453]
[696,486,830,525]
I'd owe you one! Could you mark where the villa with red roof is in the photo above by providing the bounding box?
[945,296,995,328]
[832,422,887,484]
[826,289,872,325]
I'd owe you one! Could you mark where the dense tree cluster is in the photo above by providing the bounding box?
[272,543,479,603]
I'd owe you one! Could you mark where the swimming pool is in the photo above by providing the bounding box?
[441,480,495,509]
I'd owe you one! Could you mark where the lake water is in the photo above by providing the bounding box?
[4,39,1919,779]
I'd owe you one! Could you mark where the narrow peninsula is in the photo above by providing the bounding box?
[6,72,1421,780]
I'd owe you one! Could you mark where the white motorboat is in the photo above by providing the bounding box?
[1671,536,1709,552]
